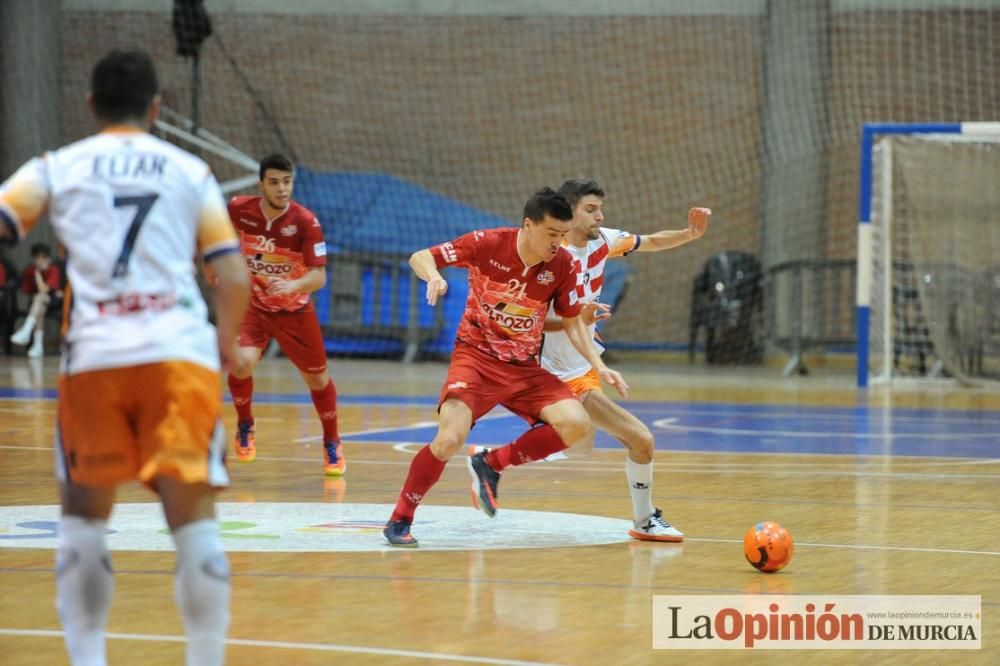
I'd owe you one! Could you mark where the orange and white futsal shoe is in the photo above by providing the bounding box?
[234,422,256,463]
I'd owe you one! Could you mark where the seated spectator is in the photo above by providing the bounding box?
[10,243,63,357]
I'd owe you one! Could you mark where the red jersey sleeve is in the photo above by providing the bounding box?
[300,214,327,268]
[43,265,61,291]
[552,256,583,318]
[429,231,484,269]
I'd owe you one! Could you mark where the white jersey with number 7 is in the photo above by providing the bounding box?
[0,129,239,375]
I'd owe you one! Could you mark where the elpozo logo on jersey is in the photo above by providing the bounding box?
[481,299,535,332]
[246,257,293,275]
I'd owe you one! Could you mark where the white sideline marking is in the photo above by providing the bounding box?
[652,418,1000,440]
[0,628,556,665]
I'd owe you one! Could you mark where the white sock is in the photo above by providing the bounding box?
[29,329,44,354]
[12,315,36,341]
[541,450,569,462]
[173,519,230,666]
[626,457,656,524]
[56,515,113,666]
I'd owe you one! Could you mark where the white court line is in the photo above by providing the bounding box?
[0,628,556,665]
[653,419,1000,440]
[3,445,998,478]
[688,537,1000,557]
[245,454,1000,479]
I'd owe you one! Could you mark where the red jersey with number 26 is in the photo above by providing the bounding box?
[228,196,327,312]
[430,227,581,364]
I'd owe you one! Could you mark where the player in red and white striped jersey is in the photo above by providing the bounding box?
[483,179,710,542]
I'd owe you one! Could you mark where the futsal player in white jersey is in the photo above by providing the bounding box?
[477,179,709,541]
[0,50,249,665]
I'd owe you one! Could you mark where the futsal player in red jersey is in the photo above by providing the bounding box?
[384,187,629,547]
[225,154,344,476]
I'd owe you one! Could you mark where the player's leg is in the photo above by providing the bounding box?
[158,478,229,666]
[57,483,117,666]
[227,307,269,462]
[55,369,138,666]
[385,344,493,546]
[11,291,49,345]
[469,397,590,517]
[584,390,683,542]
[469,366,589,517]
[481,369,600,463]
[275,308,343,476]
[384,398,474,547]
[546,369,602,460]
[138,361,231,665]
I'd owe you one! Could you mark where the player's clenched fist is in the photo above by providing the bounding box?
[687,207,711,239]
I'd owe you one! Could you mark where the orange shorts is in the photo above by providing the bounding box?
[56,361,228,488]
[564,368,601,396]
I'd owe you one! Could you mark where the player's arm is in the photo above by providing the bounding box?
[270,266,326,295]
[636,207,711,252]
[198,173,250,370]
[0,157,51,244]
[409,248,448,306]
[544,303,611,332]
[207,252,250,364]
[563,313,629,398]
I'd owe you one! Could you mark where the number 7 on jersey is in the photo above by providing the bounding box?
[112,193,158,278]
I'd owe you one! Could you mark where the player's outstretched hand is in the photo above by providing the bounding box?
[688,207,711,239]
[599,367,630,399]
[581,302,612,326]
[426,277,448,305]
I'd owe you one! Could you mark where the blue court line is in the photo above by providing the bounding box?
[343,407,1000,459]
[4,388,997,458]
[3,387,999,419]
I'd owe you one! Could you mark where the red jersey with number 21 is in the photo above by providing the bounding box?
[430,227,581,364]
[228,195,326,312]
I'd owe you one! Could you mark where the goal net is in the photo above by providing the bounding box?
[859,125,1000,387]
[4,1,999,363]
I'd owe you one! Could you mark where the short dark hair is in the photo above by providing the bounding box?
[557,179,605,210]
[259,154,295,181]
[523,187,573,223]
[30,243,51,258]
[90,49,159,123]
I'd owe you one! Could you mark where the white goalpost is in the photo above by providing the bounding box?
[856,122,1000,388]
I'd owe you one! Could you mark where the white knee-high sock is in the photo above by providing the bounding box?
[173,519,230,666]
[56,515,113,666]
[626,457,656,524]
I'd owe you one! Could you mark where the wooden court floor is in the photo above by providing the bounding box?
[0,355,997,665]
